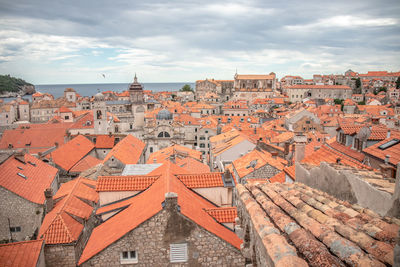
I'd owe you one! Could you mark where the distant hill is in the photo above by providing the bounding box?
[0,74,36,96]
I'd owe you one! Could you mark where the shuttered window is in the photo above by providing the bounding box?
[170,243,188,263]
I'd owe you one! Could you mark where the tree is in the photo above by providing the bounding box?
[355,77,361,89]
[180,84,193,92]
[357,101,365,105]
[396,77,400,89]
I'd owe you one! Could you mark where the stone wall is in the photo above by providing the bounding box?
[239,164,280,184]
[81,204,244,266]
[44,244,76,267]
[0,187,43,241]
[234,185,272,266]
[296,162,399,218]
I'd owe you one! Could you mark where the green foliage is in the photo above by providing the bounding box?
[0,74,32,93]
[357,101,366,105]
[334,99,344,105]
[396,77,400,89]
[355,77,361,89]
[373,87,387,95]
[180,84,193,92]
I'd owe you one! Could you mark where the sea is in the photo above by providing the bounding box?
[1,82,195,102]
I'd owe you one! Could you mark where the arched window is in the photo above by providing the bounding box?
[96,110,102,119]
[157,131,171,138]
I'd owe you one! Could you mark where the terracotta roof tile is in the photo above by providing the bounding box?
[95,135,115,148]
[363,137,400,166]
[0,123,72,152]
[50,135,94,171]
[0,240,44,267]
[328,141,365,162]
[146,144,202,164]
[176,157,210,173]
[176,173,224,188]
[79,162,242,264]
[69,155,102,173]
[96,175,160,191]
[237,182,397,266]
[233,149,287,178]
[269,171,286,183]
[0,154,58,204]
[302,145,370,169]
[205,207,237,223]
[103,135,145,165]
[39,177,98,244]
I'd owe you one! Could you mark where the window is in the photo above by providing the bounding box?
[170,243,188,263]
[200,143,205,148]
[10,226,21,232]
[378,139,400,150]
[150,147,153,153]
[120,251,138,264]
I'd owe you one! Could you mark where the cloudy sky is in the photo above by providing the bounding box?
[0,0,399,84]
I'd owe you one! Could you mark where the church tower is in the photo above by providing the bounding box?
[93,92,110,134]
[129,73,144,104]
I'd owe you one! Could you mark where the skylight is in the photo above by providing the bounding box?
[17,173,27,179]
[378,139,400,150]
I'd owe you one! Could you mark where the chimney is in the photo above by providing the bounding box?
[44,188,53,213]
[153,158,157,163]
[314,146,321,151]
[294,133,307,162]
[271,152,278,159]
[385,155,390,165]
[217,126,222,135]
[284,142,290,156]
[169,154,176,164]
[164,192,178,211]
[54,142,59,148]
[387,130,391,139]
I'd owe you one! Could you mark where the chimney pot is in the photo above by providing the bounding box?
[164,192,178,210]
[44,188,53,213]
[385,155,390,164]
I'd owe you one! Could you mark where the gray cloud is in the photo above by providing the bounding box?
[0,0,399,83]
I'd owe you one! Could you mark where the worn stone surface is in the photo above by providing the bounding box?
[81,208,244,266]
[45,245,76,267]
[0,187,43,241]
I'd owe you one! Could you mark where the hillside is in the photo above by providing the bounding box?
[0,74,35,96]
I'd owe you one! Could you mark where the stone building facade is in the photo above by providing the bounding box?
[195,79,234,101]
[80,195,244,266]
[44,214,99,267]
[284,84,352,102]
[0,187,45,242]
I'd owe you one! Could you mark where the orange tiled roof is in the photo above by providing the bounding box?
[50,135,94,171]
[205,207,237,223]
[237,182,398,266]
[78,162,242,265]
[269,171,286,183]
[328,141,365,162]
[233,149,287,178]
[176,157,210,173]
[0,123,72,152]
[103,135,145,165]
[287,84,351,90]
[236,74,275,80]
[69,155,102,173]
[96,175,160,191]
[95,135,115,148]
[176,173,224,188]
[147,144,202,164]
[0,154,58,204]
[302,145,370,169]
[363,136,400,166]
[39,177,98,244]
[0,239,44,267]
